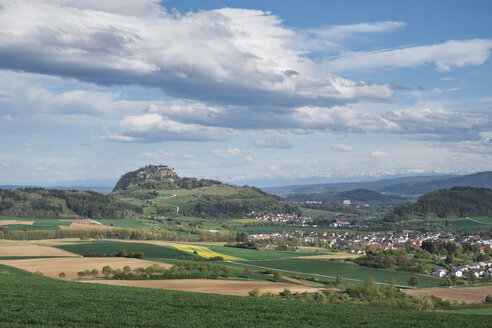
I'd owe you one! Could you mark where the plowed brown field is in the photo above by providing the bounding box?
[83,279,322,296]
[404,285,492,303]
[0,257,169,279]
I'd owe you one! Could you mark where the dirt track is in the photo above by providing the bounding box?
[404,285,492,303]
[0,257,168,279]
[83,279,322,296]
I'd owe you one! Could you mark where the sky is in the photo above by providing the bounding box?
[0,0,491,187]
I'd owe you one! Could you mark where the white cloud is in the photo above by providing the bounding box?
[328,39,492,72]
[112,113,235,142]
[308,21,405,40]
[254,136,292,149]
[211,148,249,158]
[371,151,388,158]
[331,143,353,152]
[0,1,393,108]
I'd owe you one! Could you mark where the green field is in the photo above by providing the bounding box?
[236,258,442,288]
[445,308,492,316]
[204,245,325,261]
[96,218,148,229]
[0,266,490,327]
[55,241,190,259]
[408,217,491,231]
[0,217,71,231]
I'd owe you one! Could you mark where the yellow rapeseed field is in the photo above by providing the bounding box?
[172,245,244,261]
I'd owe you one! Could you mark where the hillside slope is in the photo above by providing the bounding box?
[0,188,142,219]
[381,171,492,195]
[112,165,297,218]
[387,186,492,220]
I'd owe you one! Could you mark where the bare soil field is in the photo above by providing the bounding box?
[59,219,116,230]
[295,253,362,260]
[0,257,168,279]
[280,275,320,287]
[83,279,322,296]
[0,244,79,257]
[404,285,492,303]
[0,220,34,225]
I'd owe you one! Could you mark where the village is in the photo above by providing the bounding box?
[248,212,492,280]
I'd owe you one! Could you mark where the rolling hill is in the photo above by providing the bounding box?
[265,171,492,200]
[0,188,142,219]
[387,186,492,221]
[111,165,298,218]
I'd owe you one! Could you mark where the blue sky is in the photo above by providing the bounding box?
[0,0,491,187]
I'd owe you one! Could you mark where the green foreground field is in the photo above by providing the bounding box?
[238,259,442,288]
[54,241,441,288]
[0,265,490,328]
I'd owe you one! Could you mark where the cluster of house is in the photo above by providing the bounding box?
[432,262,492,279]
[249,212,314,227]
[249,230,492,255]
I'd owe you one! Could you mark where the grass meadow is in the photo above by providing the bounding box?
[237,258,443,288]
[0,265,489,328]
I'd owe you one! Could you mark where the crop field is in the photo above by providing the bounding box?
[204,245,325,261]
[235,258,442,288]
[171,245,244,260]
[55,241,190,259]
[468,216,492,225]
[408,217,492,231]
[0,257,167,279]
[445,308,492,316]
[84,279,321,296]
[404,286,492,303]
[95,218,148,229]
[0,243,78,257]
[230,218,258,223]
[0,216,72,231]
[0,270,490,327]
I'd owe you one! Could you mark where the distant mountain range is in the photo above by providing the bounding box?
[264,171,492,201]
[0,185,113,194]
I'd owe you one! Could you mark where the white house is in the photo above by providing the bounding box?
[450,270,463,277]
[432,268,447,278]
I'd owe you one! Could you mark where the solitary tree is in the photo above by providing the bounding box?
[244,267,254,279]
[408,276,420,287]
[273,271,283,280]
[335,275,343,287]
[102,265,113,277]
[58,272,65,278]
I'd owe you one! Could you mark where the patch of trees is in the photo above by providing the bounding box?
[84,249,144,259]
[354,249,426,273]
[103,262,233,280]
[181,199,298,218]
[0,188,142,219]
[248,278,492,311]
[386,187,492,221]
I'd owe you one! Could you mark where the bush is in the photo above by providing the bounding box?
[248,288,260,297]
[486,295,492,304]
